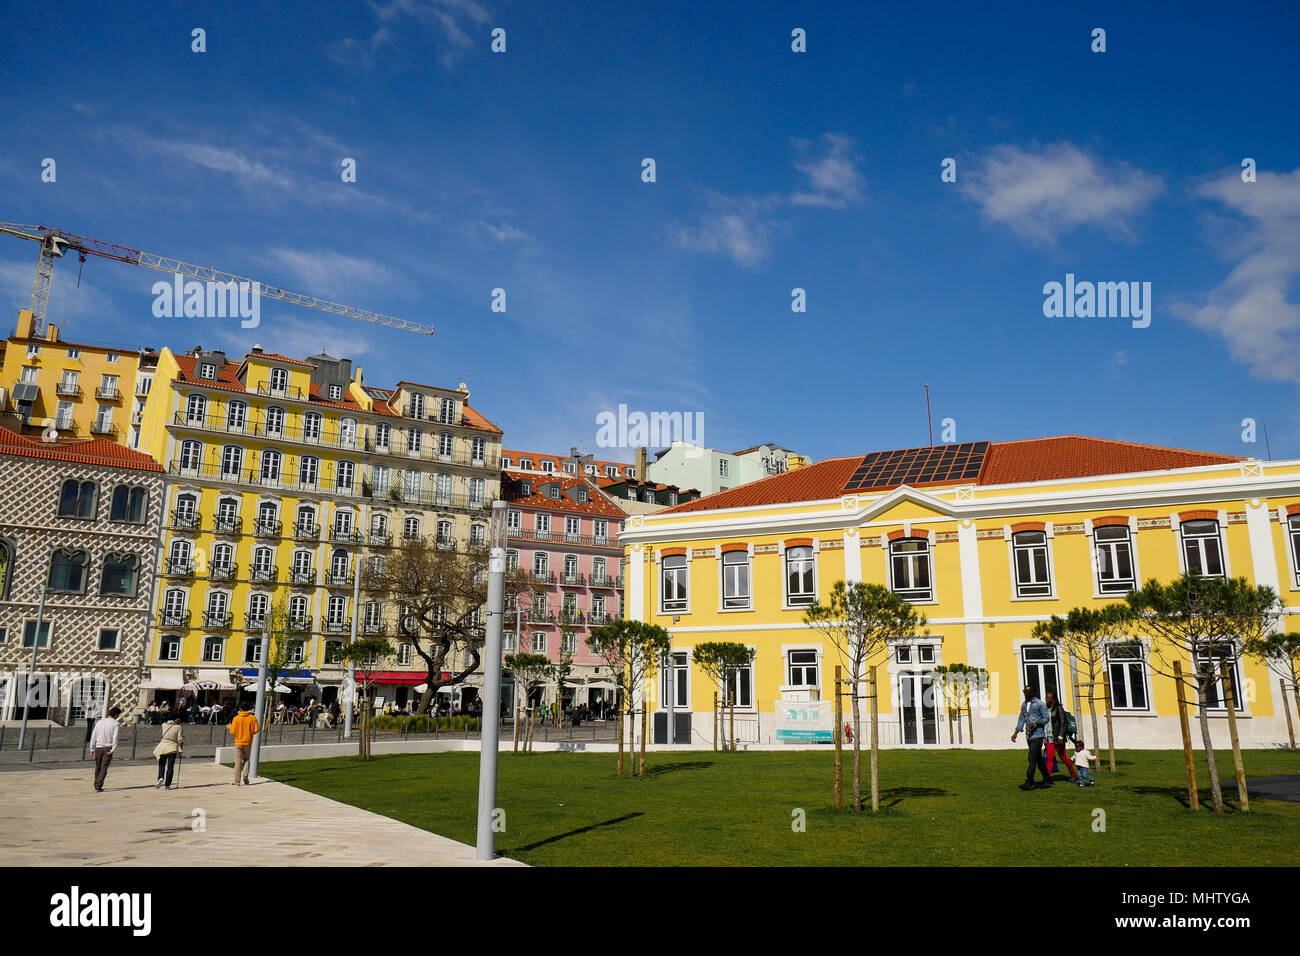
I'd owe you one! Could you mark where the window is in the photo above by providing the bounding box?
[334,509,354,534]
[303,412,322,441]
[339,418,357,447]
[202,637,224,663]
[26,343,39,358]
[291,549,313,580]
[288,595,309,622]
[500,456,512,468]
[251,546,274,578]
[785,546,816,606]
[371,465,390,495]
[186,393,207,424]
[470,524,485,546]
[292,455,318,487]
[220,445,244,478]
[248,593,269,628]
[541,460,554,474]
[20,366,38,384]
[592,556,607,582]
[0,538,13,601]
[330,549,349,580]
[787,649,819,687]
[22,621,52,648]
[329,384,342,400]
[726,661,753,708]
[503,632,516,651]
[55,401,73,430]
[531,632,547,653]
[918,644,935,664]
[398,643,412,665]
[177,440,203,473]
[226,401,247,431]
[661,554,689,612]
[1107,641,1149,711]
[719,458,730,478]
[245,639,263,663]
[562,633,576,654]
[533,552,549,576]
[174,493,198,524]
[1021,645,1059,701]
[99,374,118,398]
[260,449,282,482]
[337,460,358,492]
[890,538,933,601]
[288,640,304,664]
[1012,531,1052,598]
[403,516,421,539]
[408,392,425,419]
[535,513,551,537]
[374,422,391,450]
[49,549,89,592]
[548,484,561,500]
[269,367,288,394]
[471,437,486,462]
[594,519,608,543]
[162,588,187,624]
[206,590,229,620]
[506,550,519,571]
[438,433,454,458]
[574,487,588,503]
[1290,515,1300,587]
[563,554,578,579]
[67,347,81,360]
[105,352,119,364]
[469,477,485,505]
[159,634,181,661]
[439,397,456,424]
[98,628,120,651]
[371,513,389,536]
[722,549,750,609]
[435,473,452,505]
[212,543,234,573]
[109,486,148,523]
[327,596,348,628]
[897,645,912,663]
[265,406,284,437]
[1194,643,1245,712]
[565,516,580,541]
[507,510,522,534]
[100,553,138,596]
[1094,525,1135,594]
[668,492,677,505]
[403,469,421,500]
[1181,520,1224,577]
[58,479,97,519]
[59,369,79,392]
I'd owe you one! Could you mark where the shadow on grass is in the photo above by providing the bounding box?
[641,761,714,777]
[1118,785,1243,812]
[878,786,950,807]
[516,812,646,851]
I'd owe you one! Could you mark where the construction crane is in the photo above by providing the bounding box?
[0,221,434,336]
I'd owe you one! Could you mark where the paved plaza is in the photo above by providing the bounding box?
[0,759,523,867]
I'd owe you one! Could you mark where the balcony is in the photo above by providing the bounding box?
[165,459,367,498]
[256,382,307,401]
[209,563,237,582]
[589,574,620,589]
[245,615,266,632]
[435,536,457,551]
[91,421,119,439]
[286,616,313,634]
[164,558,193,577]
[361,620,387,635]
[95,386,122,402]
[213,515,242,535]
[253,520,281,538]
[531,570,556,585]
[293,523,319,541]
[249,565,278,584]
[55,382,82,398]
[323,618,351,634]
[367,532,391,547]
[202,611,233,630]
[527,606,556,623]
[159,610,189,628]
[169,510,199,531]
[588,612,612,626]
[507,528,619,549]
[325,570,352,587]
[330,529,362,545]
[559,572,586,587]
[288,568,315,586]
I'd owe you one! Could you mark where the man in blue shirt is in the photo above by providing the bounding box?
[1011,685,1053,790]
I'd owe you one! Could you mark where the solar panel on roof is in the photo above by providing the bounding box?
[844,441,989,492]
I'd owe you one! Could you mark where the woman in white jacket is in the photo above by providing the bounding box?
[153,719,184,789]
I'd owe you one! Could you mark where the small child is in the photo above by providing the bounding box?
[1073,739,1096,786]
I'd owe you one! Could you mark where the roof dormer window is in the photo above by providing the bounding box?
[542,460,554,473]
[548,484,562,499]
[329,384,342,400]
[574,487,588,502]
[519,481,532,496]
[200,363,216,380]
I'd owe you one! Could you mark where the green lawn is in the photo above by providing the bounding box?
[261,747,1300,866]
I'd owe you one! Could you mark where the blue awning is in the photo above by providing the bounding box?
[239,668,313,680]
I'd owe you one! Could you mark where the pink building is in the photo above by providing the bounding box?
[500,468,625,709]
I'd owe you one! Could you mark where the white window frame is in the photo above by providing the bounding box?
[889,537,935,603]
[1009,529,1056,600]
[1090,522,1138,597]
[782,544,817,610]
[659,553,690,614]
[1177,518,1228,578]
[719,547,752,611]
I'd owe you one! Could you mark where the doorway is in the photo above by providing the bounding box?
[898,671,939,745]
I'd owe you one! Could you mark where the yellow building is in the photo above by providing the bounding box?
[620,436,1300,748]
[0,310,151,446]
[135,344,502,705]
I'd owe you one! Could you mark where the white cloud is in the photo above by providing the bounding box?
[1179,169,1300,383]
[333,0,492,69]
[790,134,865,208]
[671,193,782,268]
[225,313,376,362]
[0,259,115,322]
[265,248,397,300]
[476,220,529,243]
[960,143,1163,243]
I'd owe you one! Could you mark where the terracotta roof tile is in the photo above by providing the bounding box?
[243,351,316,367]
[173,355,247,393]
[501,469,626,518]
[0,429,163,472]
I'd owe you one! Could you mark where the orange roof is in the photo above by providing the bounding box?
[661,435,1246,515]
[503,449,633,474]
[173,355,246,393]
[0,428,163,472]
[462,405,502,435]
[307,383,364,410]
[501,469,626,518]
[242,351,316,367]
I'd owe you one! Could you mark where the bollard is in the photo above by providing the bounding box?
[0,725,5,752]
[209,724,214,744]
[46,726,51,750]
[29,733,37,762]
[131,723,139,760]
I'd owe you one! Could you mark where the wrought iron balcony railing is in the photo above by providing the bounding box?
[164,558,193,577]
[213,515,242,534]
[209,563,237,582]
[170,511,200,531]
[203,611,233,629]
[249,565,278,583]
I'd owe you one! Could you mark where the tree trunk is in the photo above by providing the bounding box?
[1173,662,1199,811]
[1102,669,1116,773]
[1221,664,1248,812]
[869,665,879,813]
[527,705,535,752]
[850,673,862,812]
[1194,676,1225,814]
[729,693,735,753]
[512,698,520,752]
[713,691,718,752]
[1086,667,1100,773]
[1292,679,1300,752]
[1284,677,1297,750]
[833,665,843,810]
[616,702,624,776]
[639,693,647,776]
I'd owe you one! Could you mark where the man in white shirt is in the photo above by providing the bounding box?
[89,706,123,792]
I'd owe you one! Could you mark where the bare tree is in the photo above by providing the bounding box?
[804,581,927,812]
[503,652,552,751]
[342,636,396,759]
[362,538,532,715]
[1125,574,1282,813]
[587,619,671,776]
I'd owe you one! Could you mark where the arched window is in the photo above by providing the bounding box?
[269,367,288,394]
[163,589,188,624]
[295,505,317,534]
[185,393,207,424]
[174,493,198,523]
[212,543,234,574]
[264,406,284,437]
[178,440,202,472]
[257,500,278,527]
[408,392,425,419]
[407,427,423,454]
[330,549,349,580]
[288,594,309,623]
[215,496,239,532]
[339,418,357,448]
[403,516,421,539]
[374,422,391,450]
[533,552,549,576]
[471,437,486,463]
[248,592,270,627]
[58,478,97,518]
[403,469,421,500]
[563,554,578,578]
[220,445,244,478]
[335,460,355,492]
[469,477,485,505]
[303,412,322,442]
[100,553,139,596]
[437,520,453,544]
[438,432,454,458]
[470,524,485,546]
[109,485,148,523]
[260,449,281,482]
[299,455,320,487]
[251,546,274,578]
[226,400,247,431]
[291,549,313,579]
[435,473,452,506]
[48,548,89,592]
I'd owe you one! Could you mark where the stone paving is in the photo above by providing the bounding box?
[0,759,524,867]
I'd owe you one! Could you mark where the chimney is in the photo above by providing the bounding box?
[15,309,35,339]
[786,454,807,471]
[46,323,60,343]
[636,446,647,482]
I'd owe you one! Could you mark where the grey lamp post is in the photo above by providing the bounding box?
[17,586,49,750]
[247,628,270,778]
[476,500,508,860]
[344,548,361,738]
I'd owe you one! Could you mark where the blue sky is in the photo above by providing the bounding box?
[2,1,1299,464]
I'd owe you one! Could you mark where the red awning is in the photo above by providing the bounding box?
[360,672,426,685]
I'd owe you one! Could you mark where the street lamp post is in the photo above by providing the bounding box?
[344,548,361,738]
[248,628,270,778]
[476,500,508,860]
[17,586,49,750]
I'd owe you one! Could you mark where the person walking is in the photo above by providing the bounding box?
[1072,740,1097,786]
[227,702,260,786]
[153,717,184,789]
[89,706,123,792]
[1011,685,1053,790]
[1044,691,1078,783]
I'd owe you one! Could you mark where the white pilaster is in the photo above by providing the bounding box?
[956,519,986,670]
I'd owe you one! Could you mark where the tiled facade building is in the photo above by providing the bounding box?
[0,427,165,721]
